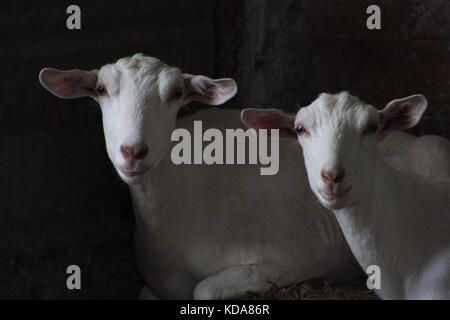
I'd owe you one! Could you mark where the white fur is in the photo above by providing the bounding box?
[39,54,362,299]
[380,132,450,179]
[295,92,450,299]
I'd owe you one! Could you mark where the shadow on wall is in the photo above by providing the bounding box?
[215,0,450,139]
[0,0,215,299]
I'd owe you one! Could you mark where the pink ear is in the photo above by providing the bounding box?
[183,75,237,105]
[39,68,98,99]
[378,94,427,140]
[241,108,296,138]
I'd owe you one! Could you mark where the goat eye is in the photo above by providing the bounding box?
[96,84,106,96]
[364,124,379,135]
[173,89,184,99]
[296,125,306,135]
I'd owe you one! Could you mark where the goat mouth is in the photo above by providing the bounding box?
[319,186,352,202]
[118,167,150,178]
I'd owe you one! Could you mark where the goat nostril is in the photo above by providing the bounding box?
[334,169,345,183]
[321,169,345,184]
[121,144,148,160]
[121,145,133,160]
[321,170,332,184]
[134,145,149,160]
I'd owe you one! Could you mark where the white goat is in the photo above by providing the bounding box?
[241,92,450,299]
[39,54,362,299]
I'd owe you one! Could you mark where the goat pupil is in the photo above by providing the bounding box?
[296,125,304,134]
[97,85,105,94]
[174,90,183,98]
[367,124,378,133]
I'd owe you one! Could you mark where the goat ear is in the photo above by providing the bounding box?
[241,108,296,138]
[183,74,237,105]
[39,68,98,99]
[378,94,427,141]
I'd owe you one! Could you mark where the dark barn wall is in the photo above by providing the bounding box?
[215,0,450,139]
[0,1,215,299]
[1,0,449,300]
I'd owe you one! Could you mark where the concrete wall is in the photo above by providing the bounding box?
[0,0,215,299]
[215,0,450,139]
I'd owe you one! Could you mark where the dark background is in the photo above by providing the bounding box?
[0,0,448,299]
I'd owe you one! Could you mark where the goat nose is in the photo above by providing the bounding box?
[120,144,149,160]
[321,168,345,184]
